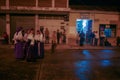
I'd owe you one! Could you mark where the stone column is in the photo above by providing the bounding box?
[35,0,39,32]
[66,21,69,44]
[52,0,55,8]
[36,0,38,8]
[6,0,9,9]
[6,14,10,44]
[35,14,39,32]
[66,0,69,8]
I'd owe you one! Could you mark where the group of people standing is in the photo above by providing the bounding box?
[13,27,67,61]
[76,31,99,46]
[50,29,66,53]
[76,31,110,46]
[44,28,66,45]
[13,27,44,62]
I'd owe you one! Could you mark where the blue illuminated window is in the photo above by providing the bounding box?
[99,24,116,38]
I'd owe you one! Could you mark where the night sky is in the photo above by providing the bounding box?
[69,0,120,6]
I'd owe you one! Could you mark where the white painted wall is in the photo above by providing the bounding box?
[69,12,80,38]
[95,14,119,21]
[69,12,119,35]
[93,13,119,37]
[38,19,64,37]
[69,11,120,45]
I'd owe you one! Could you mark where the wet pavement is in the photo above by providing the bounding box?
[36,48,120,80]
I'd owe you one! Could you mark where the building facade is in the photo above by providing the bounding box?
[0,0,120,45]
[69,10,120,45]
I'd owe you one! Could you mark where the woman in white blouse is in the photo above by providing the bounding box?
[13,27,24,60]
[26,28,36,62]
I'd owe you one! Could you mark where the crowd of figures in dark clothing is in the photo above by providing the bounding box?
[12,27,67,62]
[76,31,120,47]
[1,27,120,62]
[76,31,101,46]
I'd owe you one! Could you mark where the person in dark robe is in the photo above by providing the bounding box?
[57,29,60,44]
[79,31,85,46]
[13,27,24,60]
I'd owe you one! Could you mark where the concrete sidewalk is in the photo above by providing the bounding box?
[44,44,117,50]
[0,44,117,50]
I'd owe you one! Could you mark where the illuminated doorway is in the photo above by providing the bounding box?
[76,19,92,44]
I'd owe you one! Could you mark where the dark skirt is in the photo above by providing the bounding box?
[26,45,36,62]
[15,41,24,59]
[23,41,29,59]
[34,41,40,58]
[26,40,36,62]
[39,42,44,59]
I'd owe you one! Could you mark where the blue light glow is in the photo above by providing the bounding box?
[82,50,92,59]
[76,19,92,44]
[74,61,91,80]
[76,19,92,34]
[104,28,112,37]
[100,60,112,67]
[99,50,115,59]
[82,20,87,34]
[101,50,114,53]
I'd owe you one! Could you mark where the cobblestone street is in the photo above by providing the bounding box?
[36,46,120,80]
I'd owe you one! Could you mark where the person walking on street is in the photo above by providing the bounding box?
[57,29,60,44]
[94,31,99,46]
[51,31,57,53]
[100,31,106,46]
[45,28,49,44]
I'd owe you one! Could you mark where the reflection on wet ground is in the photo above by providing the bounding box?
[74,50,120,80]
[40,49,120,80]
[75,61,91,80]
